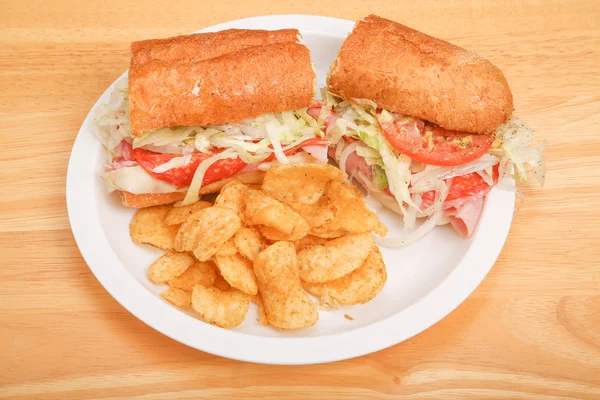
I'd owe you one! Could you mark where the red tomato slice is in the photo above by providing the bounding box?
[131,148,247,188]
[421,166,499,209]
[377,113,493,166]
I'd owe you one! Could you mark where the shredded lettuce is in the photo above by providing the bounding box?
[151,154,192,173]
[495,117,546,186]
[133,126,197,149]
[181,149,238,205]
[93,78,130,160]
[374,165,389,189]
[356,146,383,166]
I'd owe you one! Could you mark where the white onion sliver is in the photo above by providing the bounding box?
[338,141,359,176]
[375,180,449,248]
[302,145,328,163]
[410,154,499,193]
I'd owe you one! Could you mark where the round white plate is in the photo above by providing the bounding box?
[67,15,515,365]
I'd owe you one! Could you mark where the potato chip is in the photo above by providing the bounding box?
[244,189,305,235]
[216,237,237,256]
[323,180,387,236]
[254,242,318,329]
[308,225,346,239]
[262,163,347,204]
[288,201,335,228]
[252,294,269,325]
[147,252,194,283]
[160,287,192,308]
[198,170,265,196]
[297,232,374,283]
[214,179,248,219]
[213,273,231,291]
[130,205,179,250]
[302,246,387,305]
[234,227,265,262]
[174,206,241,260]
[191,285,250,329]
[214,253,258,295]
[259,217,309,242]
[293,235,330,252]
[165,201,212,225]
[168,261,217,291]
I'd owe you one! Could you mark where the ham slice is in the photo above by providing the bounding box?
[447,197,484,237]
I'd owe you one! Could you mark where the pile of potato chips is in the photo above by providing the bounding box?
[130,163,388,330]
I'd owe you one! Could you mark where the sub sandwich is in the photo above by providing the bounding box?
[309,15,545,245]
[95,29,327,208]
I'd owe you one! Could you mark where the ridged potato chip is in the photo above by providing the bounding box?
[259,217,309,242]
[214,252,258,295]
[252,294,269,325]
[168,261,217,291]
[213,273,231,291]
[191,285,250,329]
[214,179,249,220]
[308,225,346,239]
[165,201,212,225]
[234,227,265,262]
[244,189,305,235]
[130,206,179,250]
[262,163,347,204]
[297,232,374,283]
[160,287,192,307]
[293,235,330,252]
[302,246,387,305]
[147,252,195,283]
[288,201,335,228]
[174,206,241,260]
[254,242,318,329]
[323,180,387,236]
[216,237,237,256]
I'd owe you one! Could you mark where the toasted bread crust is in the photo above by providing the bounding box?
[119,170,266,208]
[327,15,513,133]
[120,191,186,208]
[131,29,299,66]
[129,42,315,136]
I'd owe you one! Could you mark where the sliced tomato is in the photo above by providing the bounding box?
[377,113,493,166]
[131,148,247,188]
[421,166,499,210]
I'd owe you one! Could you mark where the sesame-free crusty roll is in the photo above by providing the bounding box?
[327,15,513,134]
[128,42,316,136]
[131,28,299,66]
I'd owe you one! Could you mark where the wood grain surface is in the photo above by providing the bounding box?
[1,0,599,398]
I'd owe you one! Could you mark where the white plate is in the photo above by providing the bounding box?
[67,15,515,365]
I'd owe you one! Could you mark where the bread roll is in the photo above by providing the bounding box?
[129,42,316,136]
[327,15,513,133]
[131,29,298,65]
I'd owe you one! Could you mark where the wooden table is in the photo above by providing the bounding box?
[2,0,599,398]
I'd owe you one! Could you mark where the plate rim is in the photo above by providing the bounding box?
[66,14,515,365]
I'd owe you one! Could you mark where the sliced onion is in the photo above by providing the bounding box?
[338,141,359,175]
[410,154,500,193]
[302,144,329,163]
[375,180,449,248]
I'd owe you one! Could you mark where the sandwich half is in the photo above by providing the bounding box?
[310,15,545,245]
[95,29,328,208]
